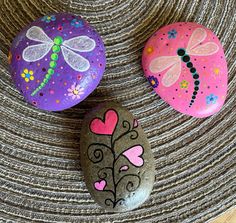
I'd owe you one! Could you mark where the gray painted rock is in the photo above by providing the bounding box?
[80,102,155,212]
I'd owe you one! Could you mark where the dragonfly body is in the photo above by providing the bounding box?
[31,36,63,96]
[177,48,200,107]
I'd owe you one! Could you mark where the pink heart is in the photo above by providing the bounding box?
[119,165,129,172]
[123,145,144,167]
[94,180,106,191]
[90,109,118,135]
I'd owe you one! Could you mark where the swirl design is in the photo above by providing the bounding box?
[88,111,142,209]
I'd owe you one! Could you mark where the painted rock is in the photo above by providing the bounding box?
[142,22,228,118]
[9,13,106,111]
[80,102,155,212]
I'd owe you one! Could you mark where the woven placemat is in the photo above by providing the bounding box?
[0,0,235,222]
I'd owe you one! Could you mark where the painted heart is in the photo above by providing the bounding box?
[123,145,144,167]
[90,109,118,135]
[94,179,106,191]
[119,165,129,172]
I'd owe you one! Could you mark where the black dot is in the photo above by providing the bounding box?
[42,68,46,72]
[187,62,193,68]
[195,80,200,85]
[173,97,175,100]
[193,91,198,95]
[185,90,188,93]
[166,43,169,46]
[177,49,185,56]
[39,93,43,96]
[194,87,199,91]
[191,100,194,103]
[192,96,196,99]
[175,89,178,91]
[183,55,190,62]
[190,67,196,73]
[193,74,199,79]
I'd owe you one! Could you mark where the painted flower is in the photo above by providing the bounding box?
[206,94,218,105]
[21,69,34,82]
[148,76,159,88]
[180,80,189,89]
[67,83,84,99]
[71,18,84,28]
[168,29,177,39]
[41,15,56,23]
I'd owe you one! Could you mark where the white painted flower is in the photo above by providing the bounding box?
[67,83,84,100]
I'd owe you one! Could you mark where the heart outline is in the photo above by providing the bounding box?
[122,145,144,167]
[89,109,119,135]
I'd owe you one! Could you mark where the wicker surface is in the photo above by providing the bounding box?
[0,0,235,222]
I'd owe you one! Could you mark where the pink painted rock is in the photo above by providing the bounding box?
[142,22,228,118]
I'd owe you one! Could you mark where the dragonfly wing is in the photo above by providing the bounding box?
[187,28,207,51]
[26,26,53,43]
[149,56,180,73]
[162,61,181,87]
[61,46,90,72]
[63,36,96,52]
[22,43,53,62]
[188,42,219,56]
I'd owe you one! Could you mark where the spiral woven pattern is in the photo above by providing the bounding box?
[0,0,235,222]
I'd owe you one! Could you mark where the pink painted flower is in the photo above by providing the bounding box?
[67,83,84,100]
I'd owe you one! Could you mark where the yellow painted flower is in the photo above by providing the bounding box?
[180,80,189,89]
[21,69,34,82]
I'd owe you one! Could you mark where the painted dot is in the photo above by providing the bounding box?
[49,89,54,94]
[147,47,154,54]
[191,100,194,103]
[177,49,185,56]
[52,45,60,53]
[56,100,60,103]
[194,87,199,91]
[193,74,199,79]
[187,62,193,68]
[54,36,63,45]
[32,101,37,105]
[60,66,64,69]
[193,91,198,95]
[16,55,21,60]
[192,96,196,99]
[39,93,43,96]
[51,53,58,61]
[42,68,46,72]
[45,58,48,61]
[190,67,196,73]
[77,74,82,80]
[195,80,200,85]
[48,68,54,75]
[50,61,57,68]
[182,55,190,62]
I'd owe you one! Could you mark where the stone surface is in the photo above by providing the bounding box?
[80,102,155,212]
[9,13,106,111]
[142,22,228,118]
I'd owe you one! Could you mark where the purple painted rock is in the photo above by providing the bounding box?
[80,102,155,212]
[9,13,106,111]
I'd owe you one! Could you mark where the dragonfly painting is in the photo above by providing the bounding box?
[149,28,219,107]
[22,26,96,96]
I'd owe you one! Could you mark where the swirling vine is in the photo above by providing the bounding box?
[89,117,142,209]
[87,143,113,164]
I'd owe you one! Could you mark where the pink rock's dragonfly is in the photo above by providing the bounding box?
[149,28,219,107]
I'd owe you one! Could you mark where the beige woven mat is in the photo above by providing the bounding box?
[0,0,235,222]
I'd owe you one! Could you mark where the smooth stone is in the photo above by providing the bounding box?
[9,13,106,111]
[80,102,155,212]
[142,22,228,118]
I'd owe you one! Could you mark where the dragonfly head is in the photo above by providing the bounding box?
[177,48,186,56]
[53,36,63,45]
